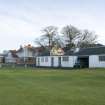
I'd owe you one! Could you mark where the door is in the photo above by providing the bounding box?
[51,57,54,67]
[58,57,61,67]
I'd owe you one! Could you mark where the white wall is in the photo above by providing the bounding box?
[36,56,77,68]
[61,56,77,67]
[5,52,16,63]
[36,56,59,67]
[17,51,24,58]
[36,56,51,67]
[24,48,34,57]
[53,56,59,67]
[36,57,39,66]
[89,55,105,68]
[17,48,34,58]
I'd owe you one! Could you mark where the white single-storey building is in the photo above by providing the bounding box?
[36,56,77,68]
[36,46,105,68]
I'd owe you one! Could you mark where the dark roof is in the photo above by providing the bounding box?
[65,50,74,55]
[10,51,19,58]
[94,43,104,47]
[73,46,105,56]
[38,50,50,56]
[17,45,36,52]
[16,47,23,52]
[11,53,19,58]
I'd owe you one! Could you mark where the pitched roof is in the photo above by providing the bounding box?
[16,47,23,52]
[16,44,36,52]
[65,50,74,55]
[73,46,105,56]
[24,44,36,51]
[10,50,19,58]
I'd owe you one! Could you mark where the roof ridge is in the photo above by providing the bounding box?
[80,46,105,50]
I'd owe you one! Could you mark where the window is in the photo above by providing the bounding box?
[41,57,44,62]
[99,56,105,61]
[62,57,69,62]
[45,57,48,62]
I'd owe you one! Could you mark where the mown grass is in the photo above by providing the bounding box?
[0,67,105,105]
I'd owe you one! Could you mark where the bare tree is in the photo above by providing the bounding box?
[77,30,97,48]
[61,25,81,50]
[35,38,46,49]
[35,25,98,53]
[41,26,58,50]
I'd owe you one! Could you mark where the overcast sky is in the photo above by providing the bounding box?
[0,0,105,52]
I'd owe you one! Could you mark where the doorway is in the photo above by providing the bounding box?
[51,57,54,67]
[58,57,61,67]
[77,56,89,68]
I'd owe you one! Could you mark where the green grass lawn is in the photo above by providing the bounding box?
[0,67,105,105]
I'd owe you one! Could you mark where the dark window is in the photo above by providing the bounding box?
[99,56,105,61]
[62,57,69,62]
[45,57,48,62]
[41,57,44,62]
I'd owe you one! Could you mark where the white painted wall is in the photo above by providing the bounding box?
[89,55,105,68]
[36,57,39,66]
[36,56,77,68]
[5,52,16,63]
[36,56,59,67]
[24,48,34,57]
[53,56,59,67]
[61,56,77,67]
[36,56,51,67]
[17,51,24,58]
[17,48,34,58]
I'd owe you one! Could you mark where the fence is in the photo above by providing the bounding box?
[0,58,36,68]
